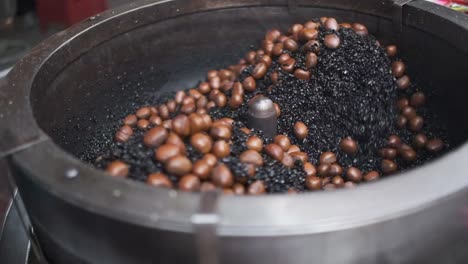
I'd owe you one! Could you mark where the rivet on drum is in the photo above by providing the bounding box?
[65,168,79,179]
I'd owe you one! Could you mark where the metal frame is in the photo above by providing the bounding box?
[0,155,30,264]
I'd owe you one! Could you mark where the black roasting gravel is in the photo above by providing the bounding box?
[87,25,449,193]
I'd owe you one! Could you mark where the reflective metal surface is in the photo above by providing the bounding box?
[247,95,277,137]
[1,0,468,263]
[0,155,30,264]
[0,195,31,264]
[0,67,11,79]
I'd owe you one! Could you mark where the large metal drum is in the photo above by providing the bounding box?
[1,0,468,263]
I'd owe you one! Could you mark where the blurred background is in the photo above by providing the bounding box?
[0,0,467,78]
[0,0,132,77]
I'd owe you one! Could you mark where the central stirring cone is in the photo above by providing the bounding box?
[247,94,277,138]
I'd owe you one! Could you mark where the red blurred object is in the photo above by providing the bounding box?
[452,0,468,4]
[37,0,107,30]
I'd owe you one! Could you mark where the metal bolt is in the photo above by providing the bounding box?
[247,94,277,137]
[65,168,78,179]
[112,189,122,197]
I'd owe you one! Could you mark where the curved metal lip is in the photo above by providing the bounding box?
[5,0,468,236]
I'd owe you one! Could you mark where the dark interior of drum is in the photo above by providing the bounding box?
[29,6,468,172]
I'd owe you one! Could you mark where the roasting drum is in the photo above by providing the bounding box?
[1,0,468,263]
